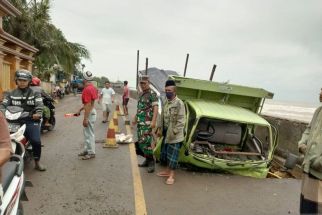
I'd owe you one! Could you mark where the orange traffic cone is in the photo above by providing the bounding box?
[116,104,124,116]
[113,111,119,133]
[103,120,119,148]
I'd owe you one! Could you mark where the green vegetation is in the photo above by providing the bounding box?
[3,0,90,80]
[92,76,110,88]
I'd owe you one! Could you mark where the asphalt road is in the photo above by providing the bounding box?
[23,94,301,215]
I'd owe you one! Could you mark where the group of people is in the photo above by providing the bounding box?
[1,68,322,212]
[76,71,130,160]
[75,72,185,185]
[134,75,185,185]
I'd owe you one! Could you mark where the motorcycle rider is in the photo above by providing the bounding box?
[0,69,46,171]
[30,76,53,127]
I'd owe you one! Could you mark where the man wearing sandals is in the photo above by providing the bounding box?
[76,71,98,160]
[99,81,115,123]
[157,80,186,185]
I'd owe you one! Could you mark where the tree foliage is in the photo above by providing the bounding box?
[92,76,110,88]
[3,0,90,79]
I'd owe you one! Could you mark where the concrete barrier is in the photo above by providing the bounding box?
[263,115,308,158]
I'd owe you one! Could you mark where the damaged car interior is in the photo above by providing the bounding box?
[189,116,271,162]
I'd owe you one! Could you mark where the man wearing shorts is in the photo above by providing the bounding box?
[123,81,130,115]
[100,81,115,123]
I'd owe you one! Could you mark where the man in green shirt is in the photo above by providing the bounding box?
[299,88,322,214]
[157,80,186,185]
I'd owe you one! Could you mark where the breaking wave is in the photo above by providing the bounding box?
[261,100,318,123]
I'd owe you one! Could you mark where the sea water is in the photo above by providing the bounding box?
[262,100,319,123]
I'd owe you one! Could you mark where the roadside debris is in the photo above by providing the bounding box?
[267,156,302,179]
[116,133,134,144]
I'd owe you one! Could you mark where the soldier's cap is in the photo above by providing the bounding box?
[165,80,176,87]
[139,75,149,83]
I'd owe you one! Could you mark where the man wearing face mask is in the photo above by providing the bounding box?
[157,80,185,185]
[298,88,322,214]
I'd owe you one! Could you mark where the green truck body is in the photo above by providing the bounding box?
[154,76,278,178]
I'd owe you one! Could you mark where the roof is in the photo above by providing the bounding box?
[0,0,21,17]
[138,67,179,95]
[0,31,38,54]
[171,75,274,99]
[186,100,270,126]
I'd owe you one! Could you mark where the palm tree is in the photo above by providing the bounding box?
[3,0,91,79]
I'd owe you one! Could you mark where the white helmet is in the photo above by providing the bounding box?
[83,71,93,81]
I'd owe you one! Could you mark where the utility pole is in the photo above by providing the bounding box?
[184,53,189,77]
[145,58,148,75]
[210,64,216,81]
[136,50,139,87]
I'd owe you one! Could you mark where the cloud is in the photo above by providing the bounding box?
[50,0,322,103]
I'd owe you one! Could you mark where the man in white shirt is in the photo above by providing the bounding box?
[99,81,115,123]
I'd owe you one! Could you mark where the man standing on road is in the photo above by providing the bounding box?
[298,88,322,214]
[72,80,78,96]
[0,69,46,171]
[122,81,130,116]
[99,81,115,123]
[133,75,158,173]
[77,71,98,160]
[0,111,12,199]
[157,80,185,185]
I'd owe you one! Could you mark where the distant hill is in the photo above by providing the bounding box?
[139,67,179,95]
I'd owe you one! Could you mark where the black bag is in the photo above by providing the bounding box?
[135,141,145,157]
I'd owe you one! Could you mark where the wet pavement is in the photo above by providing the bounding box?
[23,94,301,215]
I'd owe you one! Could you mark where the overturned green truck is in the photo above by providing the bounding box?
[153,76,278,178]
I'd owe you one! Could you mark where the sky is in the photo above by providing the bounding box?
[50,0,322,104]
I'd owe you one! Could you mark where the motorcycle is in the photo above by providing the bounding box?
[0,140,28,215]
[53,88,64,99]
[41,96,56,132]
[57,88,64,99]
[5,106,32,161]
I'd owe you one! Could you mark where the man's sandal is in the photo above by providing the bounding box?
[166,178,175,185]
[78,151,87,156]
[81,154,95,160]
[157,172,170,177]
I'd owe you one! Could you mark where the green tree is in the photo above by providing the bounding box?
[3,0,90,79]
[92,76,110,88]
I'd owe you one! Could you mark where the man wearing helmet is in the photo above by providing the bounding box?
[30,76,53,127]
[76,71,98,160]
[0,69,46,171]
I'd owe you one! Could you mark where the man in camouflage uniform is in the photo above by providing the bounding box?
[133,75,158,173]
